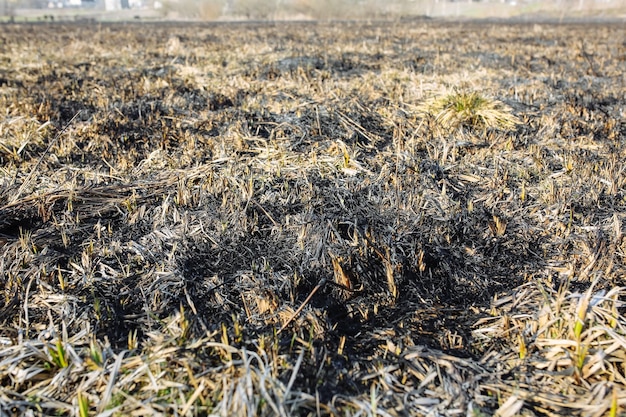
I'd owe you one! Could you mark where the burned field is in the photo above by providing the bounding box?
[0,20,625,416]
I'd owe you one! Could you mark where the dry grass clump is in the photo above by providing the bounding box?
[473,279,626,415]
[0,317,317,416]
[0,20,625,416]
[418,90,521,133]
[0,115,52,165]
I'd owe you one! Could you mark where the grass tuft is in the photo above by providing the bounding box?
[418,90,521,132]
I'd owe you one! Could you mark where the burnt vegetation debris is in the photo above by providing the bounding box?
[0,20,625,416]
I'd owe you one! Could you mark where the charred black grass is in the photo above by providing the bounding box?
[0,20,625,416]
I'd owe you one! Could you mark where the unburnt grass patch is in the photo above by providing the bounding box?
[0,20,625,416]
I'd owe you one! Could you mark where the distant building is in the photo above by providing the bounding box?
[103,0,139,9]
[103,0,119,9]
[48,0,81,7]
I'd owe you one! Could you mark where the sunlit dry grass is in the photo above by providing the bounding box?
[418,90,521,132]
